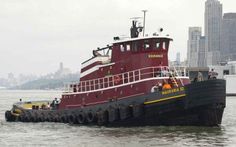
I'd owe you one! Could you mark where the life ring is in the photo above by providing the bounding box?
[114,75,121,84]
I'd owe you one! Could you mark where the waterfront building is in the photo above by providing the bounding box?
[205,0,222,66]
[221,13,236,62]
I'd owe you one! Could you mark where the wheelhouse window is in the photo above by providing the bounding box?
[144,40,150,50]
[126,44,131,51]
[120,44,125,52]
[155,39,161,50]
[163,42,166,50]
[162,41,169,50]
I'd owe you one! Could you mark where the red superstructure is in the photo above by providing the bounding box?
[59,20,190,110]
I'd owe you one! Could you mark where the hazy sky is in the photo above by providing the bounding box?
[0,0,235,78]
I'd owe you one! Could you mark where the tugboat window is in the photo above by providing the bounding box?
[144,44,150,49]
[163,42,166,50]
[120,44,125,52]
[223,70,229,75]
[156,43,160,49]
[144,40,150,50]
[126,44,131,51]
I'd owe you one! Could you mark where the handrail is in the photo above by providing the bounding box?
[64,66,187,93]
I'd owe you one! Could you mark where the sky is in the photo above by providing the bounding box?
[0,0,235,78]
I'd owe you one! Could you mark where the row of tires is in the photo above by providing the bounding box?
[6,104,144,125]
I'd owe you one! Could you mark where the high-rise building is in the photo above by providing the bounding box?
[176,52,180,66]
[198,36,207,67]
[205,0,222,66]
[221,13,236,61]
[187,27,201,67]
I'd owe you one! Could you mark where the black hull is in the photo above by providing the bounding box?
[5,79,226,127]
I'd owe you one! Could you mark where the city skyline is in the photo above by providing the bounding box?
[187,0,236,67]
[0,0,235,77]
[0,62,78,88]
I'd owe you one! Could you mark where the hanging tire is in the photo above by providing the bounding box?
[24,114,30,122]
[107,107,118,122]
[77,112,85,124]
[38,115,43,122]
[61,115,68,123]
[86,111,95,123]
[45,116,50,122]
[45,113,51,122]
[68,114,74,124]
[18,114,24,122]
[31,111,38,122]
[41,112,48,122]
[60,115,66,123]
[68,114,75,124]
[27,111,33,122]
[5,111,14,122]
[28,111,36,122]
[119,105,131,120]
[38,112,46,122]
[131,104,143,118]
[96,110,108,125]
[53,114,60,122]
[41,112,47,122]
[19,111,27,122]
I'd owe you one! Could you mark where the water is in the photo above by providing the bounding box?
[0,90,236,147]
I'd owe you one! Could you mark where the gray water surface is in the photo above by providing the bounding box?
[0,90,235,147]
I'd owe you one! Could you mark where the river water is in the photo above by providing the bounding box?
[0,90,235,147]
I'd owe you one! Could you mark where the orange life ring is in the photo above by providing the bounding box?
[114,75,121,84]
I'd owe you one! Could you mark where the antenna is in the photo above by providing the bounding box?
[142,10,148,37]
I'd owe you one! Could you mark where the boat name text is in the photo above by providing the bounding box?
[162,87,185,95]
[148,54,163,58]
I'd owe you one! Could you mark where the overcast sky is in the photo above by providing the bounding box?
[0,0,235,78]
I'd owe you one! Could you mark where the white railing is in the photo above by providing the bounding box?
[64,66,187,93]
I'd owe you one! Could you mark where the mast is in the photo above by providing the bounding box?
[142,10,147,37]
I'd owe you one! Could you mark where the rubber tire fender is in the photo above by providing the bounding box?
[77,112,85,124]
[86,111,95,123]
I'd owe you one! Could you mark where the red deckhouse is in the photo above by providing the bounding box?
[60,20,190,109]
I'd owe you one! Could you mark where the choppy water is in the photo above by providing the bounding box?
[0,90,236,147]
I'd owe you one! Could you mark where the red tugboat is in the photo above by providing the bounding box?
[5,14,226,126]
